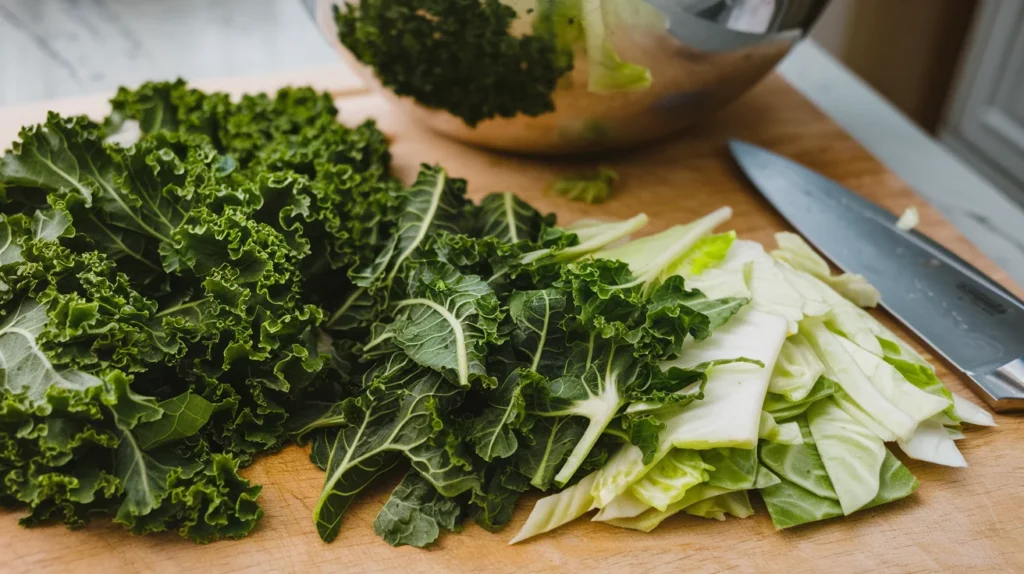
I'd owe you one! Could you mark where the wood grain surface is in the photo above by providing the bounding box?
[1,70,1022,574]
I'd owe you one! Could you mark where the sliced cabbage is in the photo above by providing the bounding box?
[771,232,881,308]
[768,333,825,401]
[839,337,951,425]
[832,389,900,442]
[683,239,808,333]
[628,449,712,511]
[759,411,804,445]
[701,447,758,490]
[666,232,737,277]
[581,0,652,93]
[896,416,967,467]
[758,418,838,500]
[597,207,732,295]
[685,265,751,300]
[602,483,731,532]
[760,415,917,529]
[882,352,958,421]
[754,464,783,488]
[806,399,886,515]
[952,393,996,427]
[600,460,774,531]
[759,477,843,530]
[685,491,754,521]
[658,309,789,450]
[802,320,917,440]
[763,376,837,421]
[802,277,885,356]
[591,489,649,521]
[742,244,807,334]
[594,448,762,526]
[775,262,831,317]
[509,472,598,544]
[528,213,649,264]
[590,444,663,509]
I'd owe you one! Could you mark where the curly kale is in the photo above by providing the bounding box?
[0,81,397,541]
[335,0,574,126]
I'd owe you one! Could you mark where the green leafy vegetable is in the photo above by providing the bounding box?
[763,376,837,421]
[515,416,586,490]
[509,471,597,544]
[685,490,754,521]
[806,399,886,515]
[335,0,573,126]
[1,79,985,550]
[628,449,711,511]
[372,261,503,388]
[549,167,619,204]
[768,333,824,401]
[771,232,880,307]
[0,81,395,542]
[134,392,216,450]
[313,364,463,542]
[580,0,653,93]
[373,471,463,548]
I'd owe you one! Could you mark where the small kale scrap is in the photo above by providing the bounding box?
[0,80,396,541]
[549,166,619,204]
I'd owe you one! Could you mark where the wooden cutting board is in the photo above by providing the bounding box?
[2,65,1022,574]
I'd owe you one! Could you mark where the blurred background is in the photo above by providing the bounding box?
[0,0,1022,210]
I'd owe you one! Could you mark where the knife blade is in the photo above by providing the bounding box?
[728,139,1024,411]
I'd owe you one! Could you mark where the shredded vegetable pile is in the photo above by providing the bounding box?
[510,227,996,542]
[0,82,994,547]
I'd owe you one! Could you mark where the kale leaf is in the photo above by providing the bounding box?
[335,0,573,126]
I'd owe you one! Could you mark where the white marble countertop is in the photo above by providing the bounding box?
[3,0,1023,287]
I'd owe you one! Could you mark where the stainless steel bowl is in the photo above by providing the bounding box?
[303,0,828,155]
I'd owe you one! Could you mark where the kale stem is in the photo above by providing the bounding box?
[326,287,366,329]
[155,298,211,318]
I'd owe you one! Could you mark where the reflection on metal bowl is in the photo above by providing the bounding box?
[303,0,828,155]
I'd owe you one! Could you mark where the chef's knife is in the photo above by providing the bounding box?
[728,139,1024,412]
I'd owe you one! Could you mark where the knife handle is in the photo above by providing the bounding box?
[973,356,1024,412]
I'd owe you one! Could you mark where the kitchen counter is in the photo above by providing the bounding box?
[2,0,1022,286]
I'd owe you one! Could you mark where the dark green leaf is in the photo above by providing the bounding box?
[514,416,585,491]
[0,113,111,205]
[380,261,504,388]
[470,464,529,532]
[134,392,216,450]
[353,165,472,289]
[622,413,664,465]
[313,366,462,542]
[335,0,572,126]
[466,369,536,462]
[475,192,551,244]
[507,288,569,378]
[374,471,463,548]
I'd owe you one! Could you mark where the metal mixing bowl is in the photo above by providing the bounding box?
[303,0,828,155]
